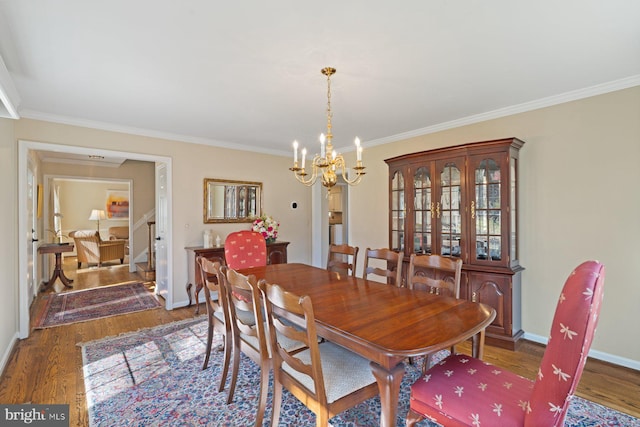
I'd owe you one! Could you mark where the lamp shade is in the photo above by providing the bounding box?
[88,209,106,221]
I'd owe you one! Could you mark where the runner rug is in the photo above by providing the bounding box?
[80,318,640,427]
[35,282,161,329]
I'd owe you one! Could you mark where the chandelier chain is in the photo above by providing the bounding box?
[326,71,332,141]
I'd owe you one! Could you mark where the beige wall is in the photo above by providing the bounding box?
[348,86,640,365]
[1,86,638,371]
[55,180,128,235]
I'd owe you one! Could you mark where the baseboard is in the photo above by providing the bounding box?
[171,299,193,309]
[524,332,640,371]
[0,332,20,378]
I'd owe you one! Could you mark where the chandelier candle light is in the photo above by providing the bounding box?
[289,67,365,189]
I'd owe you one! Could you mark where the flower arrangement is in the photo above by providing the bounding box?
[252,214,279,243]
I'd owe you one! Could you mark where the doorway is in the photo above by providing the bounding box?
[312,179,350,268]
[328,183,348,246]
[18,140,173,339]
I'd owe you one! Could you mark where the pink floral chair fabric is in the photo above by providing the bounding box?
[224,230,267,269]
[407,260,606,427]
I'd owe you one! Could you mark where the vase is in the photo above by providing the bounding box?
[265,238,276,244]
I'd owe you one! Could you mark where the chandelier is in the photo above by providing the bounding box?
[289,67,365,189]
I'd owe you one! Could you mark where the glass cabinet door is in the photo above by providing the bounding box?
[437,160,463,259]
[390,170,405,253]
[413,166,432,254]
[470,154,506,265]
[510,157,518,264]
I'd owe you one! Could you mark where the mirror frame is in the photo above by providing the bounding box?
[203,178,263,223]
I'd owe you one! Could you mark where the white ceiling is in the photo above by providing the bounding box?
[1,1,639,157]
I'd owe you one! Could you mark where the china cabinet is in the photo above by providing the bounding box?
[385,138,524,349]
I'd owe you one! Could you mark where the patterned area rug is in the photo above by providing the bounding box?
[80,318,640,427]
[35,282,161,329]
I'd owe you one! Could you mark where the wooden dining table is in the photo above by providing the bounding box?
[238,263,496,427]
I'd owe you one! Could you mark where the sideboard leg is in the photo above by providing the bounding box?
[186,282,193,307]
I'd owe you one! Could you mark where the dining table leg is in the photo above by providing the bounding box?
[471,329,487,359]
[369,361,405,427]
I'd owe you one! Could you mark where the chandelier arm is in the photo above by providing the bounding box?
[340,167,366,186]
[295,154,327,186]
[332,155,366,186]
[295,172,316,186]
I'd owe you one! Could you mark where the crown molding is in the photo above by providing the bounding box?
[19,109,291,157]
[0,55,21,119]
[19,75,640,156]
[363,75,640,149]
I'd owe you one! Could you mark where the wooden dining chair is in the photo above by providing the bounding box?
[224,230,267,269]
[197,256,230,374]
[408,253,463,371]
[407,253,462,297]
[259,280,380,427]
[217,266,267,427]
[362,247,403,287]
[221,266,306,427]
[326,243,359,277]
[406,260,606,427]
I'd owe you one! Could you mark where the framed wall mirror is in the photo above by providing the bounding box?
[203,178,262,223]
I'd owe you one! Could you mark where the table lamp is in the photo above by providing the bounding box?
[88,209,106,233]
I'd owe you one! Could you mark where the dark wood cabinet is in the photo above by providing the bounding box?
[185,241,289,312]
[385,138,524,349]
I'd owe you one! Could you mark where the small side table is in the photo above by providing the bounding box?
[38,243,75,291]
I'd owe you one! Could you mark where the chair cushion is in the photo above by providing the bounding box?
[283,341,376,404]
[234,307,257,327]
[410,354,533,426]
[242,326,304,357]
[213,310,224,323]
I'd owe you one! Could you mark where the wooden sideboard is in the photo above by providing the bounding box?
[185,240,289,312]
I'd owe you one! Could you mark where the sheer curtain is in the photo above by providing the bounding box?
[52,184,62,242]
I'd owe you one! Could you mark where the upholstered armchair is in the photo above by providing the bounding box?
[69,230,126,268]
[406,260,606,427]
[108,226,129,255]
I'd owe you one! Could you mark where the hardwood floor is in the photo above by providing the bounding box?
[0,258,638,426]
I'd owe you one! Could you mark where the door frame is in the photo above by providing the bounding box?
[18,139,173,339]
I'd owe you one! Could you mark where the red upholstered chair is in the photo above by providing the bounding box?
[224,230,267,269]
[407,260,605,427]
